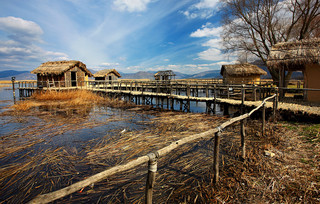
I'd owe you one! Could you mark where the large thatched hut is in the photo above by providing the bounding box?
[154,70,176,81]
[31,60,92,87]
[93,69,121,82]
[220,63,267,84]
[267,38,320,102]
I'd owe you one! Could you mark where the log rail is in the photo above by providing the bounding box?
[28,94,277,204]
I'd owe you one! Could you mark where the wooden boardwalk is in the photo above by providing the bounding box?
[16,80,320,117]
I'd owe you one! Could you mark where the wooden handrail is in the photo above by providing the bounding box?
[28,94,276,204]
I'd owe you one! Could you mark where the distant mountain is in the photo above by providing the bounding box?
[0,70,36,80]
[188,70,221,79]
[120,71,155,79]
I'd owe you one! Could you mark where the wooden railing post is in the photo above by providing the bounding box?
[241,119,246,160]
[145,153,158,204]
[213,130,221,184]
[262,103,266,136]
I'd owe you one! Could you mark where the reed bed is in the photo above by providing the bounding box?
[1,92,319,203]
[10,90,133,112]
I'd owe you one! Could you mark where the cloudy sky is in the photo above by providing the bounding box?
[0,0,237,74]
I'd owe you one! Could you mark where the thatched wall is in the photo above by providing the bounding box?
[267,38,320,71]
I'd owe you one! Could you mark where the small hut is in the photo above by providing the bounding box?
[220,63,267,84]
[93,69,121,82]
[31,60,92,87]
[154,70,176,81]
[267,38,320,102]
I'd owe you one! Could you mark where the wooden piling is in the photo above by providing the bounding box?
[213,130,221,184]
[145,153,158,204]
[241,120,246,160]
[262,103,266,136]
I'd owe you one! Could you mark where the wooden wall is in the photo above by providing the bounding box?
[305,64,320,102]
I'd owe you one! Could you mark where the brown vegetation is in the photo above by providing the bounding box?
[10,90,133,112]
[1,94,319,203]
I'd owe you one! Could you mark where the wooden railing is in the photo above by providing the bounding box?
[28,94,277,204]
[17,79,318,103]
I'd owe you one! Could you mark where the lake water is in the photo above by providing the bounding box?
[0,87,230,151]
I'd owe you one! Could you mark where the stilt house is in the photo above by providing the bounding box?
[267,38,320,102]
[93,69,121,82]
[154,70,176,81]
[220,63,267,84]
[31,60,92,87]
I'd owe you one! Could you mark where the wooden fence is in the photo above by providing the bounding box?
[28,94,277,204]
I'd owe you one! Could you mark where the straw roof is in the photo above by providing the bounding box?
[31,60,93,76]
[154,70,176,77]
[220,63,267,76]
[267,38,320,71]
[93,69,121,78]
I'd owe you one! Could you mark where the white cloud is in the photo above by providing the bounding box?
[113,0,152,12]
[182,0,220,19]
[201,38,222,49]
[0,16,43,43]
[101,62,120,66]
[194,0,220,9]
[0,16,69,69]
[190,23,222,38]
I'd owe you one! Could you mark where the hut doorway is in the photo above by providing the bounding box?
[71,71,77,87]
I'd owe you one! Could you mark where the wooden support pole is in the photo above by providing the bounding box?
[11,77,16,104]
[227,85,230,99]
[206,85,209,98]
[213,130,221,184]
[145,152,158,204]
[240,119,246,160]
[253,85,257,101]
[262,103,266,136]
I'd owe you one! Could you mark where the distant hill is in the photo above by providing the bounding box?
[0,67,302,81]
[120,71,155,79]
[0,70,36,80]
[188,70,221,79]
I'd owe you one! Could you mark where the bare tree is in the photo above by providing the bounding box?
[220,0,320,85]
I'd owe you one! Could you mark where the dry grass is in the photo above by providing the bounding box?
[10,90,133,112]
[1,98,319,203]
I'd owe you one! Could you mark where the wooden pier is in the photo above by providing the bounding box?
[17,80,277,115]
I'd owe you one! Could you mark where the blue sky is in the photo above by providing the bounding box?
[0,0,237,74]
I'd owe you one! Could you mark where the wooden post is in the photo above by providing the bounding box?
[145,152,158,204]
[213,130,221,184]
[11,77,16,103]
[241,119,246,160]
[187,84,190,97]
[214,85,217,114]
[262,103,266,136]
[206,84,209,98]
[227,85,230,99]
[273,95,277,122]
[253,85,257,101]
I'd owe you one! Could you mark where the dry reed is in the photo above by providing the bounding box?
[1,97,319,203]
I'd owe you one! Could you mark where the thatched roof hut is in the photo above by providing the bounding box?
[31,60,92,76]
[220,63,267,84]
[267,38,320,71]
[267,38,320,102]
[154,70,176,81]
[93,69,121,78]
[220,63,267,76]
[31,60,92,87]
